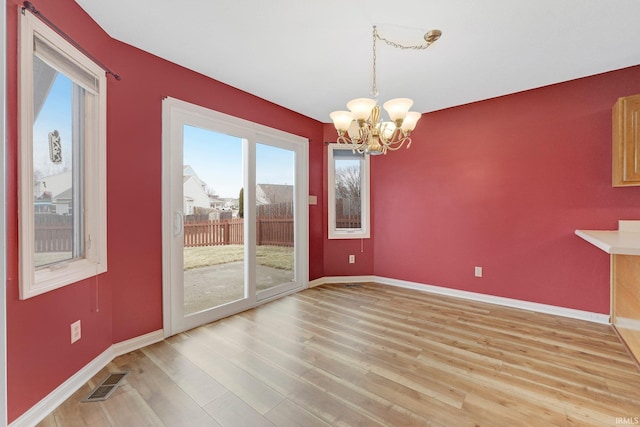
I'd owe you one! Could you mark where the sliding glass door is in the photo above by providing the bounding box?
[162,98,308,335]
[182,125,246,316]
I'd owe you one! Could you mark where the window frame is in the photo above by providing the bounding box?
[18,10,107,299]
[327,144,370,239]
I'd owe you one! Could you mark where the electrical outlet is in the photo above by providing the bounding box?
[349,254,356,264]
[474,266,483,278]
[71,320,81,344]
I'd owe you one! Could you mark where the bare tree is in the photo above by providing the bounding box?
[335,165,361,216]
[335,165,360,199]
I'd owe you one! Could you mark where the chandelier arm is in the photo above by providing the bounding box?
[383,137,413,151]
[382,142,405,151]
[378,126,406,146]
[376,132,409,149]
[336,134,370,153]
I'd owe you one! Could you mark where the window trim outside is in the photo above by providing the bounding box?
[18,10,107,299]
[327,144,370,239]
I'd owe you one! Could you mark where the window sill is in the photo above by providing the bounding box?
[21,258,106,299]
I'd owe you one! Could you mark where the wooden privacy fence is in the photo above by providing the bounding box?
[256,218,293,247]
[184,218,244,247]
[336,218,361,229]
[35,214,358,251]
[256,202,293,218]
[34,214,73,253]
[184,218,294,247]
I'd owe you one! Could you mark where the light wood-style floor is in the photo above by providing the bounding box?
[38,283,640,427]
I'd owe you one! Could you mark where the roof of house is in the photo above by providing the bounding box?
[256,184,293,205]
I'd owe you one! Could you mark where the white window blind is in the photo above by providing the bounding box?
[34,33,99,94]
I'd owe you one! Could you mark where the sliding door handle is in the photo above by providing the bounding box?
[174,211,183,236]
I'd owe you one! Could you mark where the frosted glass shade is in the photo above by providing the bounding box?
[347,98,376,120]
[347,120,361,139]
[383,98,413,122]
[330,110,354,131]
[400,111,421,132]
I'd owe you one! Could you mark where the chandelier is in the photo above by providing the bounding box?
[330,26,442,155]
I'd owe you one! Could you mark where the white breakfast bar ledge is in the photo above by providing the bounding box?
[576,220,640,365]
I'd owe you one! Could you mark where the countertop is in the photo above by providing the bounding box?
[575,220,640,255]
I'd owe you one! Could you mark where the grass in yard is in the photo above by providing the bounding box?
[184,244,293,271]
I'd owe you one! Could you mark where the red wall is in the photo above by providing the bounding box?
[372,67,640,313]
[5,0,324,421]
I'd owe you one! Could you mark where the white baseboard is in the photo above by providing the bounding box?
[308,275,376,288]
[616,317,640,331]
[376,276,610,324]
[112,329,164,357]
[10,329,164,427]
[314,275,610,324]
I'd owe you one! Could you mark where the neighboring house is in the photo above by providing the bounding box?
[183,166,240,217]
[183,165,213,214]
[256,183,293,206]
[33,170,72,215]
[53,188,73,215]
[219,197,239,210]
[208,195,226,210]
[183,165,204,187]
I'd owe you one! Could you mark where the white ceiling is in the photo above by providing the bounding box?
[75,0,640,123]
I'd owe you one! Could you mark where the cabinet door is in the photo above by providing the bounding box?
[613,94,640,186]
[612,254,640,364]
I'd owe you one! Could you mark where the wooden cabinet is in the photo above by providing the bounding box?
[613,94,640,186]
[612,254,640,363]
[576,221,640,364]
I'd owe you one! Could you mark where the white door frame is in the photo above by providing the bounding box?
[162,97,308,336]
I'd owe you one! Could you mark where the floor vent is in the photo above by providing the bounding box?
[83,372,129,402]
[344,283,362,288]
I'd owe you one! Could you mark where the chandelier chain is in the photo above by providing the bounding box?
[371,25,438,97]
[373,26,437,51]
[371,26,378,97]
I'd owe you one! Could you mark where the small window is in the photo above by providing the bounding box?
[327,144,370,239]
[19,10,107,299]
